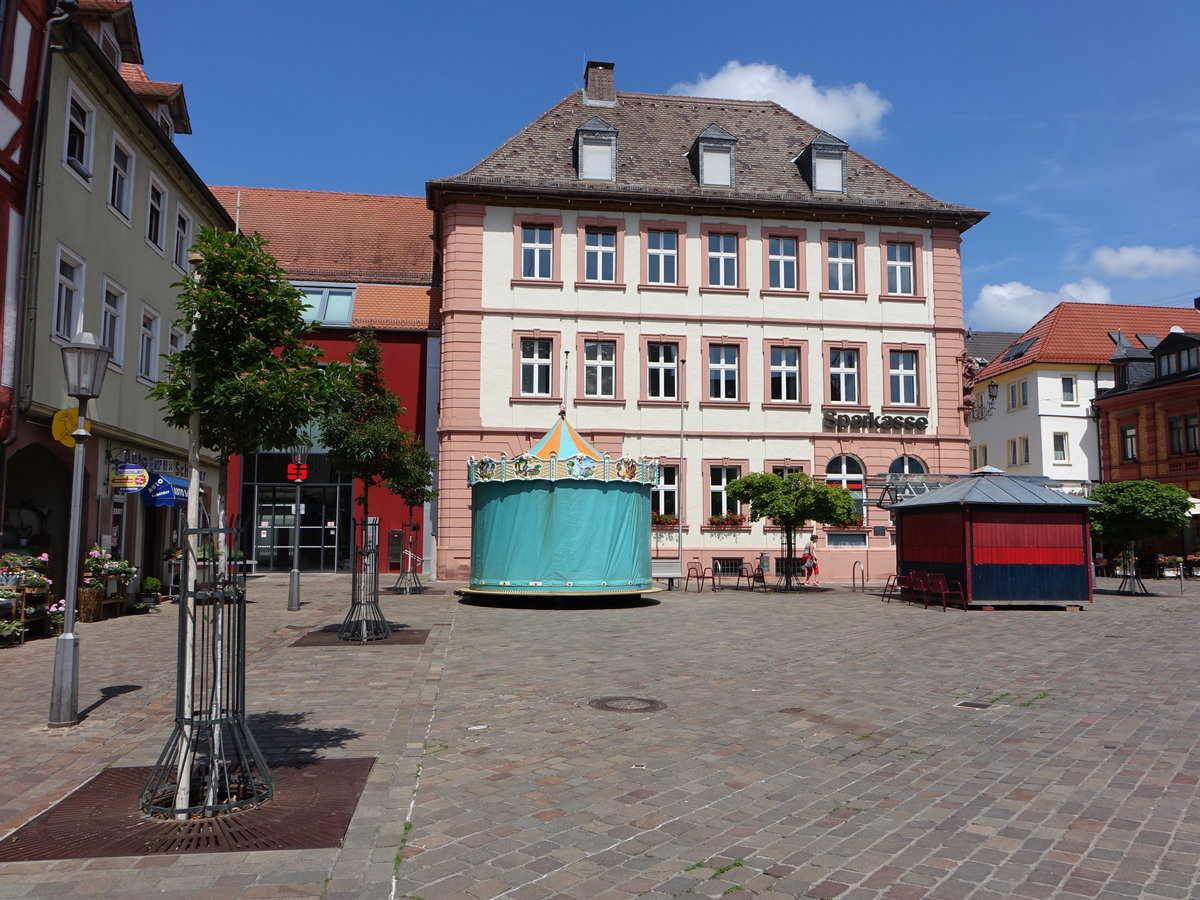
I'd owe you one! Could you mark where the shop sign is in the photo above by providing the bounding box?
[111,463,150,492]
[823,410,929,431]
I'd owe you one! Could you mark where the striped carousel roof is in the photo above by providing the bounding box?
[526,414,603,461]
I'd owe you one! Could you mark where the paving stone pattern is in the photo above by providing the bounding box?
[0,575,1198,899]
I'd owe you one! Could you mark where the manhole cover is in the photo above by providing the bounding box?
[588,696,666,713]
[956,700,991,709]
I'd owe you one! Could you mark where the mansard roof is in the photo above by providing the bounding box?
[429,71,986,230]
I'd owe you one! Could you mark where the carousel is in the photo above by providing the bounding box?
[463,413,659,596]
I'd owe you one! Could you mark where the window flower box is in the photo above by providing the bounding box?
[650,513,679,529]
[707,513,746,528]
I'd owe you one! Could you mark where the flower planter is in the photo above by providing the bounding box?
[77,587,105,623]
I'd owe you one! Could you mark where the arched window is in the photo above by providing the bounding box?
[825,455,865,519]
[888,455,926,475]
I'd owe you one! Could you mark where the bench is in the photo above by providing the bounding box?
[651,557,684,590]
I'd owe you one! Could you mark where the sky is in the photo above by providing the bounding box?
[134,1,1200,334]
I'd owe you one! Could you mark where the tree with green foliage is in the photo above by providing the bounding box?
[725,471,857,590]
[318,328,437,526]
[1090,479,1192,566]
[150,226,330,527]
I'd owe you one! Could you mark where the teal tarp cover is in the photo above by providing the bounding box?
[471,479,651,592]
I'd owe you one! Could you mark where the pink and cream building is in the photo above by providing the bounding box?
[427,62,987,582]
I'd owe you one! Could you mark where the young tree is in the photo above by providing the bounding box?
[146,227,329,816]
[318,328,437,524]
[1090,479,1192,573]
[725,471,857,590]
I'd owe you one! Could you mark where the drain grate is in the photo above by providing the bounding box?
[955,700,991,709]
[0,758,373,861]
[588,696,666,713]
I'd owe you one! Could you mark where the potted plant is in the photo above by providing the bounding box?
[1188,553,1200,577]
[650,512,678,529]
[47,599,65,633]
[1114,550,1136,577]
[1158,555,1183,578]
[140,577,162,605]
[707,512,746,528]
[0,619,24,646]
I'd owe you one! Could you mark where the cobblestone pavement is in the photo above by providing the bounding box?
[1,574,1199,899]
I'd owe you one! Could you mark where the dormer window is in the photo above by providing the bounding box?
[575,116,616,181]
[99,31,121,68]
[797,131,849,193]
[694,125,737,187]
[158,112,173,140]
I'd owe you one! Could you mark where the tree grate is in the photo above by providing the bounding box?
[0,758,373,861]
[291,627,429,647]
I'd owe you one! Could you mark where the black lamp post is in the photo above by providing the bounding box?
[49,332,111,727]
[970,380,1000,421]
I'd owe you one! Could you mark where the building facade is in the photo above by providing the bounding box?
[969,303,1200,494]
[207,186,440,576]
[428,61,987,583]
[3,1,232,592]
[1094,329,1200,540]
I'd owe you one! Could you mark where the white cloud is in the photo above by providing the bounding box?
[669,62,890,141]
[1091,245,1200,279]
[969,278,1112,332]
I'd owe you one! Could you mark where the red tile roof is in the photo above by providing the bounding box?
[976,302,1200,380]
[209,186,435,286]
[119,63,190,133]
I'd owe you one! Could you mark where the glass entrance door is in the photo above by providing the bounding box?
[251,483,352,572]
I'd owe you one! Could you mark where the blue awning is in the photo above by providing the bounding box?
[142,473,190,507]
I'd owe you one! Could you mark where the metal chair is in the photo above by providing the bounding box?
[736,565,766,591]
[926,572,967,611]
[881,571,910,603]
[685,563,713,592]
[903,571,931,608]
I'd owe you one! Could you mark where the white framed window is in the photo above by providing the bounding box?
[889,455,926,475]
[520,224,554,280]
[700,145,731,187]
[168,325,186,356]
[888,350,919,406]
[173,205,193,270]
[770,346,800,402]
[53,246,84,340]
[813,151,844,192]
[828,239,856,292]
[706,233,738,287]
[652,464,678,517]
[579,137,614,181]
[298,284,355,325]
[970,445,988,470]
[583,339,615,398]
[1053,432,1070,463]
[158,113,173,140]
[1020,436,1030,464]
[64,87,95,182]
[146,176,166,250]
[108,134,134,219]
[1008,436,1031,466]
[583,228,616,283]
[707,344,739,400]
[825,455,865,518]
[829,348,859,404]
[646,230,677,285]
[768,236,797,290]
[646,341,678,400]
[709,465,740,517]
[886,242,914,295]
[1007,379,1028,410]
[100,279,126,365]
[1120,424,1137,461]
[138,306,160,380]
[1061,375,1077,404]
[520,337,553,397]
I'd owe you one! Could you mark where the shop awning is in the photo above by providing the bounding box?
[142,473,190,507]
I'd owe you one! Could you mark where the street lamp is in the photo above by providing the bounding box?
[969,380,1000,421]
[286,444,309,611]
[49,332,111,727]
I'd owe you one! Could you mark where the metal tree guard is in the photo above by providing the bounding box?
[339,517,390,642]
[140,526,273,817]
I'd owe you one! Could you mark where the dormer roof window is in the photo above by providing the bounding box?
[797,131,849,193]
[575,116,616,181]
[694,124,737,188]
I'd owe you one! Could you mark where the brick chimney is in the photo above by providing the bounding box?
[583,61,616,106]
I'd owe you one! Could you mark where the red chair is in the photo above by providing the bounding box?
[903,571,931,608]
[881,571,910,603]
[685,563,713,592]
[926,572,967,611]
[736,566,766,591]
